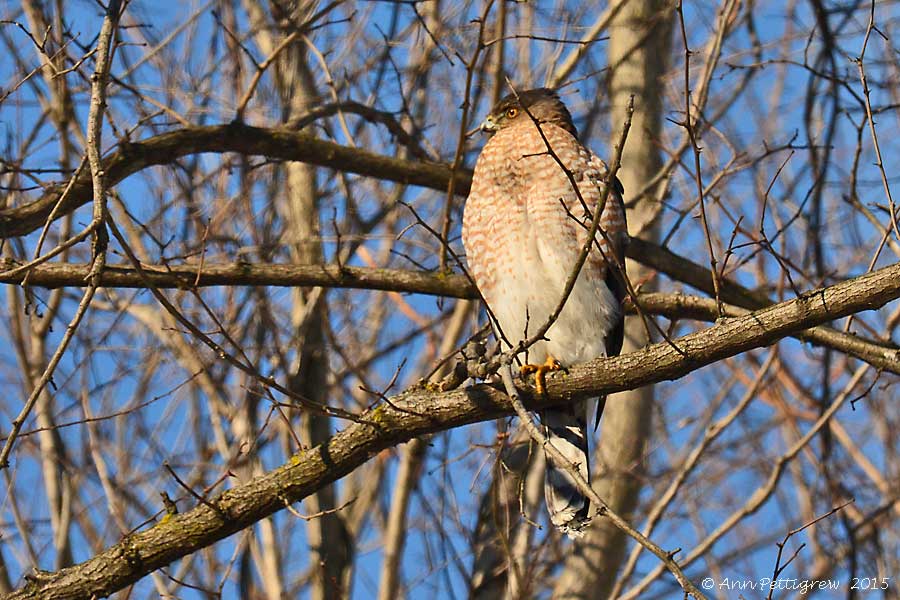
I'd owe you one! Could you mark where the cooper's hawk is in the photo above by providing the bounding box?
[462,88,628,537]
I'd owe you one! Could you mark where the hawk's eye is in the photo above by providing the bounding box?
[505,107,518,118]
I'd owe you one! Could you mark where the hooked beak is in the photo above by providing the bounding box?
[480,115,498,133]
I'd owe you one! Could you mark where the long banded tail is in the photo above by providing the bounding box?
[541,402,591,538]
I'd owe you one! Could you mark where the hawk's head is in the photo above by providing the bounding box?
[480,88,577,137]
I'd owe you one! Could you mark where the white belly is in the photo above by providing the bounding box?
[487,232,619,366]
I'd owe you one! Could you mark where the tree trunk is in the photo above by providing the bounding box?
[282,44,353,600]
[554,2,672,598]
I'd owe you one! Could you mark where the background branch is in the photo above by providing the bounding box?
[8,257,900,598]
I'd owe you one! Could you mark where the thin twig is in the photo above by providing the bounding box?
[283,496,356,521]
[677,1,724,318]
[234,31,300,120]
[621,364,871,599]
[764,500,854,600]
[855,0,900,249]
[439,0,493,273]
[0,0,122,468]
[497,364,707,600]
[609,350,778,598]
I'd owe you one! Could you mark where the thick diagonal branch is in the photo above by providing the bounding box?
[8,258,900,599]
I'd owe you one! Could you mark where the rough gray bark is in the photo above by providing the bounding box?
[8,257,900,599]
[554,2,672,598]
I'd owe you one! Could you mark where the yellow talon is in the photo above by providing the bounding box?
[423,381,442,392]
[520,356,563,397]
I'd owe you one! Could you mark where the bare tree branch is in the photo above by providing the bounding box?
[7,257,900,599]
[2,260,896,373]
[0,124,470,240]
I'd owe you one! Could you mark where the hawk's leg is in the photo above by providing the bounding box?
[520,355,564,397]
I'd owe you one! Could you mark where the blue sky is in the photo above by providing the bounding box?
[1,0,898,598]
